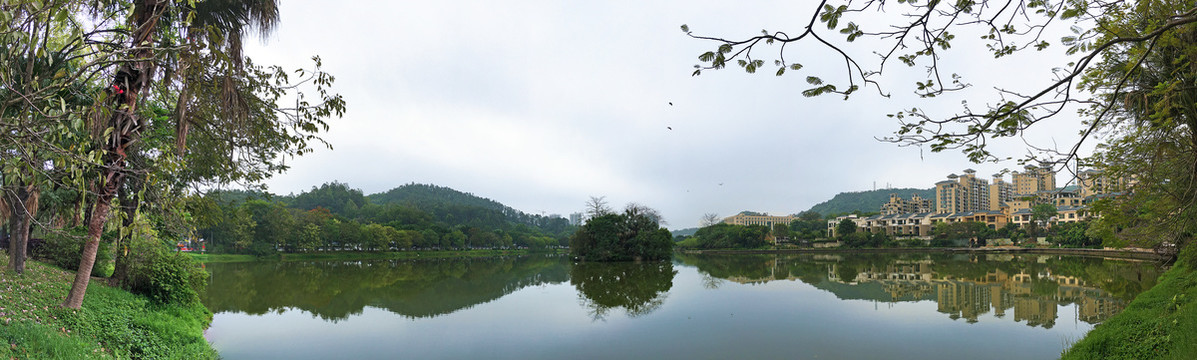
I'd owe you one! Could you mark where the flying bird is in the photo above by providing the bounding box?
[667,126,672,130]
[668,102,673,106]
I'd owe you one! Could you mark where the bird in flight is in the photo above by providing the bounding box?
[668,102,673,106]
[667,126,672,130]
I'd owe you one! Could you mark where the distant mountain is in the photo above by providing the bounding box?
[368,183,508,211]
[806,188,935,216]
[366,183,573,236]
[670,227,699,237]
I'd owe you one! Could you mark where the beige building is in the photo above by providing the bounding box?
[881,193,933,215]
[936,169,990,213]
[1079,169,1130,197]
[989,174,1015,210]
[1012,164,1056,196]
[722,213,795,228]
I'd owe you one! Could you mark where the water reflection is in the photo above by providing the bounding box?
[675,253,1161,328]
[203,255,569,320]
[570,261,676,320]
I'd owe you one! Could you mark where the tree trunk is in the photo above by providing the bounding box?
[110,185,139,286]
[61,0,166,309]
[61,200,109,309]
[4,185,39,275]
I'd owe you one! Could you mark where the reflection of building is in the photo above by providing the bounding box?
[819,261,1127,327]
[1014,297,1058,328]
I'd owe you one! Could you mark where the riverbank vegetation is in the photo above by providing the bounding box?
[190,248,565,263]
[1062,261,1197,359]
[0,253,217,359]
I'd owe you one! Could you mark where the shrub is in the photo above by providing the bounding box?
[33,227,114,277]
[120,235,208,305]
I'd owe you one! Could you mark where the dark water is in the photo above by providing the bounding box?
[202,253,1161,359]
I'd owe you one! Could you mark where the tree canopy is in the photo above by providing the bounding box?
[570,204,673,261]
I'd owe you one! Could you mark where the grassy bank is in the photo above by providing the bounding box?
[0,253,217,359]
[190,248,566,263]
[1062,261,1196,359]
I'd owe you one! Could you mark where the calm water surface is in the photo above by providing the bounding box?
[202,253,1160,359]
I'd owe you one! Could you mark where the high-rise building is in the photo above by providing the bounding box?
[1078,169,1129,197]
[936,169,990,213]
[1012,164,1056,197]
[989,174,1014,210]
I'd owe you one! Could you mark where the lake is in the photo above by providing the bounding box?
[202,252,1161,359]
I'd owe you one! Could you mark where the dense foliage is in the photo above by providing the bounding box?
[678,223,769,249]
[570,210,673,261]
[192,182,574,255]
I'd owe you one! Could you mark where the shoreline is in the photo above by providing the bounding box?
[682,246,1163,261]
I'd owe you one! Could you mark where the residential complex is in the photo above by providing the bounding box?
[880,193,932,215]
[827,165,1129,238]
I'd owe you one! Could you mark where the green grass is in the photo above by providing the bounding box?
[1062,261,1197,359]
[0,252,218,359]
[189,248,564,263]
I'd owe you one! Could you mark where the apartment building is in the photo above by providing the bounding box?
[989,174,1015,210]
[936,169,990,213]
[1013,164,1056,196]
[881,193,933,215]
[1078,169,1130,197]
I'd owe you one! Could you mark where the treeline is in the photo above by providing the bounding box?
[678,210,828,249]
[192,182,574,255]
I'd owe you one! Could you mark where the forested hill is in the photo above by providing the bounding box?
[806,188,935,215]
[368,183,508,211]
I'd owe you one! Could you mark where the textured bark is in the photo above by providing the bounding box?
[61,201,109,308]
[4,186,39,275]
[61,0,165,309]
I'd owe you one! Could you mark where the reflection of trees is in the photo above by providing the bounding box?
[676,252,1162,327]
[570,261,676,320]
[203,255,570,321]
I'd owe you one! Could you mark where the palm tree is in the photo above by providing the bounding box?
[63,0,281,309]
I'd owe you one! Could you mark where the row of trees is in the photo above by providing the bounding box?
[1,0,344,308]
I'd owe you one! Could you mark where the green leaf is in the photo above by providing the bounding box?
[680,24,690,33]
[805,76,823,85]
[776,67,786,76]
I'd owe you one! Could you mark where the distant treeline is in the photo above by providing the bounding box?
[192,182,575,255]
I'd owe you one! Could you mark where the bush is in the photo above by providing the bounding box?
[120,235,208,305]
[33,227,114,277]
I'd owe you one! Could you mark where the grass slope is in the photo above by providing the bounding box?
[1062,261,1197,359]
[0,253,217,359]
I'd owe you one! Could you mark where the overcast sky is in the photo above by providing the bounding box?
[244,1,1095,229]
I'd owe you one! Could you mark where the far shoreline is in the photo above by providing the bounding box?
[681,246,1163,261]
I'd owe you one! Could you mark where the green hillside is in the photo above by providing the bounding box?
[806,188,934,216]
